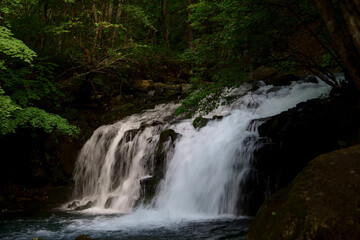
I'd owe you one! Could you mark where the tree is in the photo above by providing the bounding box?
[315,0,360,92]
[0,1,78,135]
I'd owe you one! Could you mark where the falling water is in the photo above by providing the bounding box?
[70,79,332,216]
[72,103,178,212]
[0,79,334,240]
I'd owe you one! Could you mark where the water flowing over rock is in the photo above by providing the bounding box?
[71,104,179,211]
[70,79,333,216]
[240,91,360,215]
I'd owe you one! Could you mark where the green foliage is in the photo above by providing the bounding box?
[0,59,62,108]
[0,89,79,135]
[0,86,21,134]
[0,0,346,121]
[0,2,79,136]
[177,0,339,116]
[0,26,37,63]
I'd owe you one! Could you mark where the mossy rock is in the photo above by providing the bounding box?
[247,144,360,240]
[155,129,179,177]
[192,116,210,130]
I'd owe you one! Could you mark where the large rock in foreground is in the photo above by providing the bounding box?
[247,144,360,240]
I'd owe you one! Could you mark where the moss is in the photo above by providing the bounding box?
[192,116,210,129]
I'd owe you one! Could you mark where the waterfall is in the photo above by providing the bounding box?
[72,103,178,212]
[70,80,332,216]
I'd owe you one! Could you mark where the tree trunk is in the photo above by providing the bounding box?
[92,3,99,53]
[315,0,360,91]
[112,0,123,46]
[163,0,170,49]
[186,0,194,50]
[340,0,360,55]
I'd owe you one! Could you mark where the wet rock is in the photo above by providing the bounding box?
[192,116,224,130]
[67,200,80,209]
[105,197,114,209]
[137,129,180,204]
[74,201,94,211]
[123,129,141,143]
[75,235,94,240]
[139,176,159,204]
[155,129,179,176]
[247,145,360,240]
[192,116,210,129]
[212,115,223,120]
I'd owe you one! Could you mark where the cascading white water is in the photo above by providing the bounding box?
[70,79,332,217]
[72,103,179,212]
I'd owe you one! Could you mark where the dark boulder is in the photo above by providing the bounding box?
[239,94,360,216]
[74,201,94,211]
[247,144,360,240]
[139,176,159,204]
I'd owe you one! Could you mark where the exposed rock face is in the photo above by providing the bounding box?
[246,144,360,240]
[139,129,179,204]
[239,94,360,216]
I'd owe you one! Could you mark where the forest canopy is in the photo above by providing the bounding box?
[0,0,359,135]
